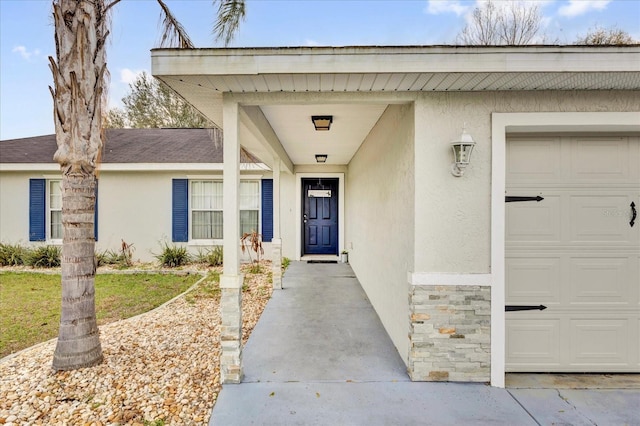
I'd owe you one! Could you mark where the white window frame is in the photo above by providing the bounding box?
[188,178,261,244]
[47,179,63,243]
[239,180,261,237]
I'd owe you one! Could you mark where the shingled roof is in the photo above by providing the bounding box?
[0,128,260,164]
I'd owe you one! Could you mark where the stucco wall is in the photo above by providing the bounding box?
[346,103,415,364]
[0,172,31,244]
[96,171,173,261]
[414,90,640,274]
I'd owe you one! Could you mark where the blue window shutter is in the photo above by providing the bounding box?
[94,179,99,241]
[172,179,189,242]
[29,179,46,241]
[261,179,273,242]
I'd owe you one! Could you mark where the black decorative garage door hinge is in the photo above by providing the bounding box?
[505,305,547,312]
[505,196,544,203]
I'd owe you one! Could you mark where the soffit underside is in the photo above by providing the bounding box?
[160,71,639,94]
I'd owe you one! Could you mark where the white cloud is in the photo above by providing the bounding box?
[558,0,611,17]
[305,39,322,46]
[119,68,147,84]
[12,45,40,60]
[425,0,469,16]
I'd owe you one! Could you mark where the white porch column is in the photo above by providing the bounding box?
[220,97,244,384]
[271,158,283,289]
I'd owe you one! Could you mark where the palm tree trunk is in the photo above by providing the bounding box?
[50,0,108,371]
[53,174,102,370]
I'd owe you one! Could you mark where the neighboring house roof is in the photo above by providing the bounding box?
[0,128,261,164]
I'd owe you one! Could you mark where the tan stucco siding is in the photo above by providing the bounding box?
[347,103,415,364]
[414,90,640,274]
[96,171,173,262]
[0,172,31,244]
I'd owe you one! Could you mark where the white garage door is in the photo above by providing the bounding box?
[505,135,640,372]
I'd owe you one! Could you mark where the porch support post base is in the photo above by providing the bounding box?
[272,238,283,289]
[220,274,244,384]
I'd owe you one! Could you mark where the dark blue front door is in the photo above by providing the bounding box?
[303,178,338,255]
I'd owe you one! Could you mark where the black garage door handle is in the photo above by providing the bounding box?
[631,202,636,228]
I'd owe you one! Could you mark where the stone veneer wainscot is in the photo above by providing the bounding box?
[408,285,491,382]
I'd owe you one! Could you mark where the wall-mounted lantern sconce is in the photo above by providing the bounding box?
[311,115,333,131]
[315,154,328,163]
[450,127,476,177]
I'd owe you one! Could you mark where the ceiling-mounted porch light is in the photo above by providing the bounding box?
[311,115,333,131]
[315,154,328,163]
[450,126,476,177]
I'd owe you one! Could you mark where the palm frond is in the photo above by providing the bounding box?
[156,0,194,48]
[213,0,245,46]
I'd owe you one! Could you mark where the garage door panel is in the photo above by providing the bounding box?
[569,257,631,305]
[506,135,639,373]
[570,195,633,242]
[506,319,560,368]
[506,257,560,304]
[570,319,629,366]
[506,196,561,242]
[569,138,631,181]
[507,138,561,182]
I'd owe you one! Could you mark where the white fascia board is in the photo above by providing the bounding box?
[152,46,640,76]
[100,163,223,172]
[0,163,268,173]
[0,164,60,172]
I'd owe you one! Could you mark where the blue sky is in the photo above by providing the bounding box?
[1,0,639,140]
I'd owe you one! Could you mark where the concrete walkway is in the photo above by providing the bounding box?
[210,262,639,425]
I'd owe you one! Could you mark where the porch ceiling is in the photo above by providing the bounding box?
[152,45,640,168]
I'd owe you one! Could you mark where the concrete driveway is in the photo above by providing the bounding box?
[210,262,639,425]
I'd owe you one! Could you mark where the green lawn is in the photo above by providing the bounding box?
[0,272,201,358]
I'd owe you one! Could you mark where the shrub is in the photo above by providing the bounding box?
[95,240,135,268]
[195,246,223,267]
[0,243,27,266]
[155,243,190,267]
[119,239,135,267]
[26,245,61,268]
[95,249,122,266]
[241,230,264,272]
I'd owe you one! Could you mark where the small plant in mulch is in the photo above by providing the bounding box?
[241,230,264,273]
[281,257,291,271]
[155,242,191,268]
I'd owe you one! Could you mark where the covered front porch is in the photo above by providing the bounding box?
[151,45,640,387]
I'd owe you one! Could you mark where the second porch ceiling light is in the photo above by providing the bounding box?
[311,115,333,131]
[315,154,328,163]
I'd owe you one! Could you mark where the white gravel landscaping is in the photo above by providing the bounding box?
[0,264,273,425]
